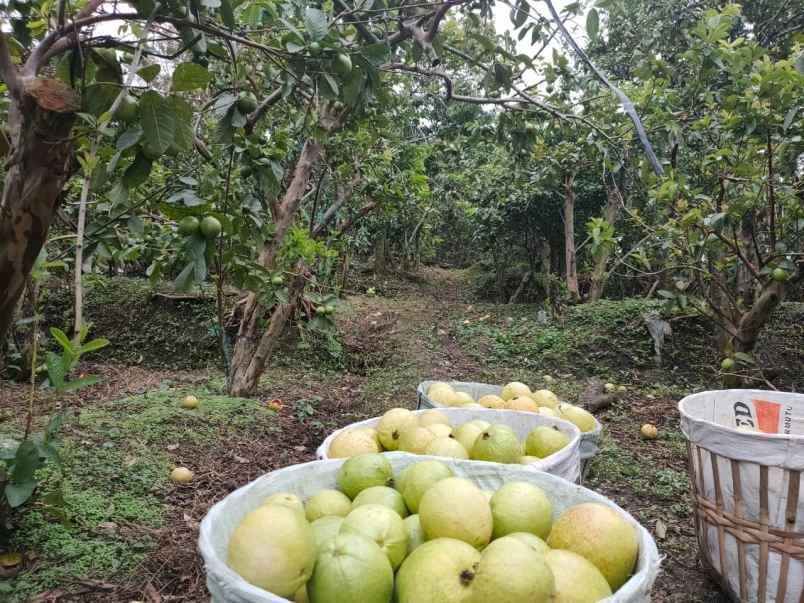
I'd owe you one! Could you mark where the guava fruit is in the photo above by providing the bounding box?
[178,216,200,236]
[311,515,344,549]
[547,502,638,590]
[115,94,139,123]
[395,538,480,603]
[425,437,469,459]
[426,423,452,439]
[471,425,522,464]
[404,514,425,555]
[418,477,492,549]
[305,489,352,521]
[468,419,490,431]
[340,503,408,569]
[398,426,436,454]
[427,383,458,406]
[453,391,475,406]
[418,409,450,427]
[526,426,570,458]
[640,424,658,440]
[329,428,380,458]
[478,394,506,409]
[490,481,553,539]
[520,455,541,464]
[307,532,393,603]
[507,532,550,556]
[377,408,418,451]
[200,215,222,239]
[400,460,454,513]
[558,404,597,433]
[236,91,258,114]
[462,402,484,408]
[772,267,788,282]
[537,407,559,418]
[333,52,353,76]
[336,453,393,499]
[531,389,559,409]
[451,422,484,452]
[545,549,612,603]
[721,357,735,370]
[501,381,531,401]
[227,505,315,597]
[170,467,193,483]
[467,535,555,602]
[181,394,199,409]
[507,396,538,412]
[352,485,409,518]
[262,492,305,516]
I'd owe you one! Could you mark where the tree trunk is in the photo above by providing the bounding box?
[508,271,531,304]
[563,173,580,302]
[73,142,97,344]
[587,183,621,302]
[228,140,322,395]
[229,263,310,396]
[374,228,387,274]
[0,78,79,343]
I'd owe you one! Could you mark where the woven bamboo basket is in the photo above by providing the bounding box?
[679,390,804,602]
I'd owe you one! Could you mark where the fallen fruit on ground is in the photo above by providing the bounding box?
[307,532,394,603]
[546,549,613,603]
[418,477,492,548]
[640,424,658,440]
[305,489,352,521]
[340,503,408,570]
[180,394,199,409]
[490,481,553,539]
[548,502,639,590]
[329,428,381,458]
[228,505,315,597]
[170,467,193,483]
[336,453,393,499]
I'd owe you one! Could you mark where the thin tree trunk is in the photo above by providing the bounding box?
[0,78,79,343]
[508,271,531,304]
[374,228,387,274]
[228,140,322,396]
[73,142,98,344]
[563,173,580,302]
[587,183,621,302]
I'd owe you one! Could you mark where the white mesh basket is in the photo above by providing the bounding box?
[199,453,660,603]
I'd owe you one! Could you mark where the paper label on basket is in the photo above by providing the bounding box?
[730,397,799,435]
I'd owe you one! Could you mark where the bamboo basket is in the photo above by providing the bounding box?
[679,390,804,602]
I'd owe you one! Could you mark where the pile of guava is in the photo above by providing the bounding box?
[227,453,639,603]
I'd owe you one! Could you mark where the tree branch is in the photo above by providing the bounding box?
[245,87,284,134]
[542,0,664,176]
[0,33,22,98]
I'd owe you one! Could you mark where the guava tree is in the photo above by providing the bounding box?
[631,6,803,374]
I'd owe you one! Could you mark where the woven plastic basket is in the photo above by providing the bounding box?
[417,379,602,460]
[316,408,581,483]
[679,390,804,602]
[199,453,660,603]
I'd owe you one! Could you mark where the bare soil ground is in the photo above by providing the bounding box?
[1,267,737,601]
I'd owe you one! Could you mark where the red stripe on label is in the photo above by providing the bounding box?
[752,399,781,434]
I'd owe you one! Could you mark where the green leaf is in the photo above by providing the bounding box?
[734,352,756,365]
[586,8,600,39]
[511,0,528,28]
[304,7,329,41]
[172,62,211,92]
[140,91,176,156]
[123,152,153,189]
[174,262,195,292]
[169,96,194,153]
[80,338,110,354]
[5,481,36,508]
[45,351,66,389]
[796,53,804,75]
[137,63,161,83]
[11,440,40,483]
[783,106,798,133]
[220,0,235,28]
[61,376,100,391]
[49,327,72,353]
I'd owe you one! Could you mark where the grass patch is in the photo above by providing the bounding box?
[1,387,275,601]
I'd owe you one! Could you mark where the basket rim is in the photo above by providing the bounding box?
[678,389,804,441]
